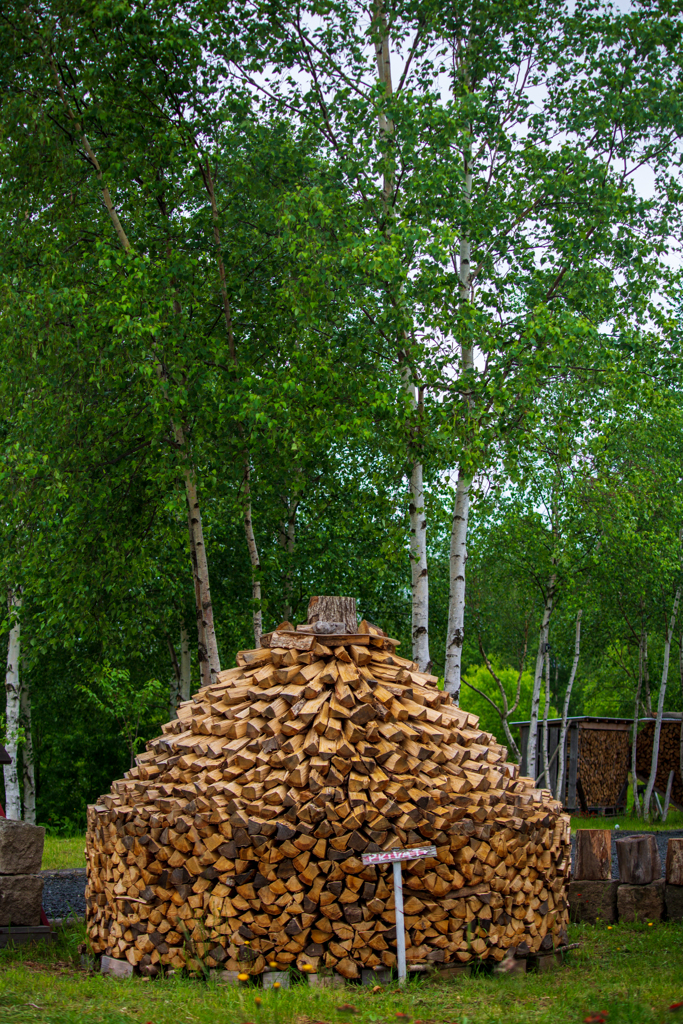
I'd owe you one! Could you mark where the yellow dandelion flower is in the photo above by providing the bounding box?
[269,961,278,969]
[301,963,314,972]
[255,997,262,1006]
[273,981,281,989]
[238,973,249,982]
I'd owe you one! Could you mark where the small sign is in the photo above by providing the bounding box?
[362,845,437,866]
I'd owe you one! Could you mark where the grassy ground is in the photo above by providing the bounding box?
[569,809,683,832]
[0,920,680,1024]
[42,835,86,870]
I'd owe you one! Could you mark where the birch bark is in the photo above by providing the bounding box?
[3,590,22,820]
[539,645,552,786]
[373,7,430,670]
[20,678,36,825]
[555,610,582,803]
[243,460,262,647]
[444,139,474,702]
[631,633,645,818]
[180,623,191,702]
[644,583,681,821]
[278,498,299,623]
[526,576,556,779]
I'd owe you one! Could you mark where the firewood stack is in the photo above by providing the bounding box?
[578,729,630,807]
[635,720,683,808]
[85,598,571,978]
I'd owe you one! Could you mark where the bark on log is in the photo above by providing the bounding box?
[573,830,611,881]
[616,835,661,885]
[307,597,357,634]
[665,837,683,885]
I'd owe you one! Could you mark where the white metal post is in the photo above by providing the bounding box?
[393,860,406,985]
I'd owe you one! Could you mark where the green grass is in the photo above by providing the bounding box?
[41,835,86,870]
[570,809,683,833]
[0,920,680,1024]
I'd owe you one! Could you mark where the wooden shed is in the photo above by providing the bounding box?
[635,717,683,811]
[514,717,631,814]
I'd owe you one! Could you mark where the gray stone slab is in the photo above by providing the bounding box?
[0,820,45,875]
[361,967,390,985]
[262,971,290,989]
[307,972,345,988]
[0,925,52,948]
[568,879,619,924]
[101,955,134,978]
[0,874,44,926]
[617,880,665,923]
[665,883,683,922]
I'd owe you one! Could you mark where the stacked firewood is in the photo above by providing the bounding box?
[85,620,571,977]
[636,720,683,807]
[578,729,630,807]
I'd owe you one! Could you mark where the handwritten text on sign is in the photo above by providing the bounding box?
[361,845,437,866]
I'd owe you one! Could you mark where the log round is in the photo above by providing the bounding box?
[85,623,571,976]
[616,835,661,886]
[665,838,683,886]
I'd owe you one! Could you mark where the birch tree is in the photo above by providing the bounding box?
[3,590,22,820]
[215,0,682,700]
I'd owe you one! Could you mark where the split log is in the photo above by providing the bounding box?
[574,830,611,881]
[616,835,661,885]
[665,838,683,886]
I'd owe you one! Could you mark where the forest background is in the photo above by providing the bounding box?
[1,0,683,830]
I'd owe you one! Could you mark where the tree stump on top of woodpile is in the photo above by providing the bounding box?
[616,836,661,885]
[307,597,358,635]
[84,607,572,977]
[665,838,683,886]
[574,830,611,880]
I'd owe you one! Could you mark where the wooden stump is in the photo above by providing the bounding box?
[307,596,357,633]
[665,838,683,885]
[616,835,661,885]
[574,830,611,880]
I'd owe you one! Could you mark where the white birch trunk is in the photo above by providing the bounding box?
[644,585,681,821]
[20,678,35,825]
[631,633,645,818]
[443,144,474,703]
[406,424,430,672]
[180,624,191,702]
[184,471,220,686]
[555,610,582,803]
[3,590,22,820]
[539,645,551,786]
[444,468,471,700]
[243,461,262,647]
[526,578,556,780]
[278,499,298,623]
[374,6,430,670]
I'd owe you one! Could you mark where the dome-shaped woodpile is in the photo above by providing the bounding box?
[85,620,571,977]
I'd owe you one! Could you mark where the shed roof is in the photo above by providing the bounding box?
[511,715,681,727]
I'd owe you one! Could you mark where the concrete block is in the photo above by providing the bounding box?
[438,963,474,979]
[536,952,562,973]
[0,819,45,875]
[0,925,52,948]
[568,879,619,924]
[665,884,683,922]
[617,880,665,923]
[307,972,345,988]
[0,874,44,926]
[362,967,390,985]
[263,970,290,989]
[101,955,134,978]
[209,969,241,985]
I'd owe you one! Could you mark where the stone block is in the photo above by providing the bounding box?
[263,970,290,989]
[101,955,134,978]
[568,879,619,924]
[209,969,241,985]
[0,874,44,926]
[0,925,52,948]
[536,952,563,973]
[438,963,472,978]
[665,884,683,922]
[362,967,391,985]
[307,972,345,988]
[617,880,665,923]
[0,819,45,875]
